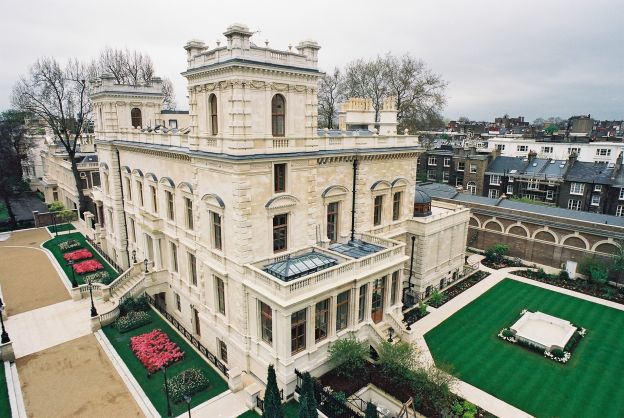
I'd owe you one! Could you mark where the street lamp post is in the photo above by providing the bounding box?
[144,259,149,273]
[132,250,137,264]
[162,366,172,417]
[184,395,192,417]
[0,298,10,344]
[67,260,78,288]
[88,280,98,317]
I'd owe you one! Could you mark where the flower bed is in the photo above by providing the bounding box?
[58,239,81,252]
[428,271,491,309]
[168,368,210,403]
[115,311,152,333]
[63,249,93,262]
[497,308,587,364]
[83,270,112,284]
[130,329,184,374]
[513,269,624,304]
[73,259,104,274]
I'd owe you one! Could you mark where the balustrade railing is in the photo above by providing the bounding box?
[146,294,228,376]
[85,235,123,273]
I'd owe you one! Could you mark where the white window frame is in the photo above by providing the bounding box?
[490,175,501,186]
[567,199,581,211]
[594,185,602,192]
[517,145,528,152]
[428,156,437,166]
[541,146,553,154]
[506,185,514,195]
[617,205,624,217]
[469,164,477,174]
[467,182,477,195]
[596,149,611,156]
[620,188,624,200]
[488,189,499,199]
[591,195,600,206]
[456,161,465,171]
[427,170,436,181]
[546,190,554,200]
[527,179,539,190]
[442,171,449,183]
[570,182,584,195]
[443,157,451,167]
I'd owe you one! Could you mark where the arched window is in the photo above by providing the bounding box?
[209,94,218,135]
[271,94,285,137]
[131,108,142,128]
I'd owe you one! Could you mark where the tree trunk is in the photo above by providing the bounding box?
[2,193,17,230]
[69,154,87,215]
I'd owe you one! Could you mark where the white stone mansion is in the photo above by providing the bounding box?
[90,24,469,393]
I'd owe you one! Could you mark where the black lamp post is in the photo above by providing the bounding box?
[0,298,10,344]
[162,366,172,417]
[144,259,149,273]
[132,250,137,264]
[387,327,394,343]
[184,395,192,417]
[52,212,58,237]
[67,260,78,288]
[88,280,98,317]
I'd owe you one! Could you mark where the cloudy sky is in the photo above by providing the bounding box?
[1,0,622,121]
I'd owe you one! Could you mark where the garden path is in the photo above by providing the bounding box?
[0,229,70,315]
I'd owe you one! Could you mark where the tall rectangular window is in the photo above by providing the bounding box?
[274,163,286,193]
[617,205,624,217]
[392,192,401,221]
[391,271,399,305]
[215,276,225,315]
[170,242,178,272]
[273,213,288,252]
[373,195,383,226]
[457,161,465,171]
[327,202,339,242]
[149,185,158,213]
[188,252,197,285]
[315,299,329,342]
[470,164,477,173]
[125,178,132,201]
[291,309,307,354]
[136,181,144,206]
[443,157,451,167]
[260,301,273,344]
[358,284,367,323]
[175,293,181,311]
[371,277,385,323]
[129,218,136,243]
[336,291,349,332]
[211,211,222,250]
[490,175,501,185]
[165,191,174,221]
[219,339,227,363]
[568,199,581,211]
[184,197,193,229]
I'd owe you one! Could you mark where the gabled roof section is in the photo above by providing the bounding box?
[486,156,527,175]
[565,161,613,184]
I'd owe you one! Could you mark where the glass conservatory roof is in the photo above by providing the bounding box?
[263,252,338,282]
[328,239,384,259]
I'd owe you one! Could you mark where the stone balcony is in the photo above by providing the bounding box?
[244,233,407,305]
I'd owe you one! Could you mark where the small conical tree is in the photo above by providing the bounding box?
[365,401,377,418]
[263,365,284,418]
[298,372,318,418]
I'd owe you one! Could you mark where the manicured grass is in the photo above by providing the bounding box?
[0,203,8,222]
[102,309,228,417]
[42,232,118,286]
[235,399,298,417]
[0,364,11,418]
[46,223,76,234]
[425,279,624,418]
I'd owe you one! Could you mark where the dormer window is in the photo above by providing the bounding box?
[210,94,218,135]
[272,94,285,137]
[131,108,142,128]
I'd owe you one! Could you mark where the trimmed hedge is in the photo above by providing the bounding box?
[167,368,210,403]
[83,271,112,285]
[58,239,81,252]
[114,311,152,333]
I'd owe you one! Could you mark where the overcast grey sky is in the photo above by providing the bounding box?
[1,0,622,121]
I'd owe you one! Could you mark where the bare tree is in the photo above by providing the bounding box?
[92,47,174,108]
[12,58,92,213]
[343,57,388,123]
[318,68,344,129]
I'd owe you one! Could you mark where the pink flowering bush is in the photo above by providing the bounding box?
[130,329,184,373]
[73,259,104,274]
[63,249,93,262]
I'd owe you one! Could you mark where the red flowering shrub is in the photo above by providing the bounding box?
[73,259,104,274]
[63,249,93,262]
[130,329,184,373]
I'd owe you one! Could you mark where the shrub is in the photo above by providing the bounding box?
[579,257,609,285]
[558,269,570,280]
[328,336,368,379]
[73,259,104,274]
[502,329,514,338]
[119,294,150,316]
[550,348,565,359]
[48,201,65,212]
[485,244,509,264]
[58,239,81,252]
[83,271,112,285]
[364,402,377,418]
[418,301,428,317]
[378,340,420,379]
[429,289,444,306]
[263,365,284,418]
[298,372,318,418]
[63,249,93,262]
[167,368,210,403]
[537,268,548,280]
[114,311,152,333]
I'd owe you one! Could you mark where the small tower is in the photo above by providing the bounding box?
[379,96,398,135]
[413,189,432,217]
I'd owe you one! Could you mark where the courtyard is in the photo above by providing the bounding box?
[425,278,624,418]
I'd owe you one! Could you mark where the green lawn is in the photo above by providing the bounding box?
[425,279,624,418]
[46,223,76,234]
[42,232,118,286]
[0,203,8,222]
[102,309,228,417]
[0,364,11,418]
[235,399,299,418]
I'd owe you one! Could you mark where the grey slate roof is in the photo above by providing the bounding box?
[418,182,624,227]
[565,161,613,185]
[486,156,527,175]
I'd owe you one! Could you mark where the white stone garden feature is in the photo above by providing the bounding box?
[510,311,577,351]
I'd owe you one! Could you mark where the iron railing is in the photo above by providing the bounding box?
[146,294,228,376]
[294,369,362,418]
[255,389,285,412]
[85,235,123,273]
